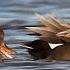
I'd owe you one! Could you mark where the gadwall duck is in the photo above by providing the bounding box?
[25,39,70,60]
[0,27,16,60]
[24,14,70,60]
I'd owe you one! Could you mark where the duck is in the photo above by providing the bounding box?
[25,39,70,60]
[0,27,16,61]
[24,14,70,60]
[26,14,70,44]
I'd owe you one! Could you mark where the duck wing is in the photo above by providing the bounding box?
[35,14,61,33]
[48,44,70,60]
[36,14,70,32]
[57,29,70,43]
[26,27,62,43]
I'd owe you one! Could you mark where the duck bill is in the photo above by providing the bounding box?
[0,43,16,59]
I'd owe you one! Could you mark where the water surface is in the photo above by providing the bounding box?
[0,0,70,70]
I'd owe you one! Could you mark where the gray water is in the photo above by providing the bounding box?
[0,0,70,70]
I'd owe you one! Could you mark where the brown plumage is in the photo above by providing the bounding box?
[0,27,16,60]
[25,39,70,60]
[48,44,70,60]
[24,14,70,60]
[26,14,70,43]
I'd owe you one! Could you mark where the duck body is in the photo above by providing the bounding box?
[25,39,70,61]
[25,14,70,61]
[49,44,70,60]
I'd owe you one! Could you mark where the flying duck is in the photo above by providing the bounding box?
[24,14,70,60]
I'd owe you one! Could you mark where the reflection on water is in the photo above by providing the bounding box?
[0,0,70,70]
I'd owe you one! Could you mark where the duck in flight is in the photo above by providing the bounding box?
[23,14,70,60]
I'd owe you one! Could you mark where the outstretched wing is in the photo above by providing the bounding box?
[26,27,62,43]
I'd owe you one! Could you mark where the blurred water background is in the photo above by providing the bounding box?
[0,0,70,70]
